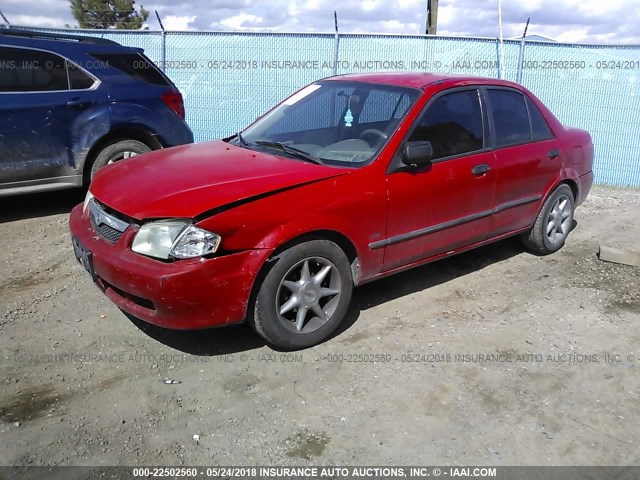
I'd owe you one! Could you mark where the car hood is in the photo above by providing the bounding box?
[90,140,345,219]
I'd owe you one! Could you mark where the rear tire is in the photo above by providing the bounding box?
[251,240,353,350]
[521,184,574,254]
[89,139,151,180]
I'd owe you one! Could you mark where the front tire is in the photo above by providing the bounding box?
[89,139,151,180]
[521,184,574,254]
[252,240,353,350]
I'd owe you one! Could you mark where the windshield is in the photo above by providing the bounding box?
[235,81,421,166]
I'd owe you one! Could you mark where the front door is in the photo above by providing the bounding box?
[382,88,496,271]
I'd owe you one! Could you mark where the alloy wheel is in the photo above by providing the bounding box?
[546,194,572,244]
[275,256,342,334]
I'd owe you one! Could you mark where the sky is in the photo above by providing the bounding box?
[1,0,639,44]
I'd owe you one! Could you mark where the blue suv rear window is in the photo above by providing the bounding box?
[91,53,169,86]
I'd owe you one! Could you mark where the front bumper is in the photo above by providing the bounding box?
[69,204,273,329]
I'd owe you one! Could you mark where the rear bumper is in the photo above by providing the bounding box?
[161,119,194,147]
[576,170,594,207]
[69,204,273,329]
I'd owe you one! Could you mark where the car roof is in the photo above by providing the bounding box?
[325,72,518,90]
[0,28,141,54]
[0,28,118,45]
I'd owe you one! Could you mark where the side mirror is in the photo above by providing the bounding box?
[401,141,433,168]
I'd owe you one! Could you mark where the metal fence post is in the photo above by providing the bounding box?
[495,40,501,79]
[155,10,166,72]
[0,10,11,25]
[497,0,505,79]
[516,18,530,84]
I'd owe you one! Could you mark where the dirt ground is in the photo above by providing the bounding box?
[0,185,639,467]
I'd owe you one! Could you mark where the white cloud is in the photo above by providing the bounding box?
[162,15,197,30]
[3,0,640,44]
[5,14,66,28]
[361,0,382,13]
[219,13,265,30]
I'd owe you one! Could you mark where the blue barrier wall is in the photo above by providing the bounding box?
[16,28,640,186]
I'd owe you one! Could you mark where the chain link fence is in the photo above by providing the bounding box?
[14,27,640,186]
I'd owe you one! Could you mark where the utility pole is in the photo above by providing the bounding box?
[426,0,439,35]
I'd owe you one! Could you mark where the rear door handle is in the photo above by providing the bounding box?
[547,149,560,159]
[471,164,491,176]
[67,99,91,108]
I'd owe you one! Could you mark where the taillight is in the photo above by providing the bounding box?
[161,90,185,120]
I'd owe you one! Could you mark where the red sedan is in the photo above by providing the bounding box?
[69,73,593,350]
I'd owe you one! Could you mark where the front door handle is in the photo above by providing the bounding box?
[471,164,491,176]
[548,149,560,159]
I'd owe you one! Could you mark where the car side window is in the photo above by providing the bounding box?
[68,63,95,90]
[526,96,554,141]
[0,47,68,92]
[487,89,531,147]
[409,89,484,160]
[90,53,169,87]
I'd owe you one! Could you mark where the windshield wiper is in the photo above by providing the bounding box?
[223,131,251,148]
[235,131,249,146]
[254,141,323,165]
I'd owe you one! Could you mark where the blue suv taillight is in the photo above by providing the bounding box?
[161,90,186,120]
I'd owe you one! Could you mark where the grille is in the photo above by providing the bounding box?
[90,211,124,243]
[88,199,129,244]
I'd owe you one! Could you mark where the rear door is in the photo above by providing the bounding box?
[484,88,561,236]
[382,88,497,271]
[0,46,100,186]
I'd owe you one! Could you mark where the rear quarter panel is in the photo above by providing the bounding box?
[559,127,594,206]
[519,85,594,208]
[107,97,193,146]
[88,54,193,146]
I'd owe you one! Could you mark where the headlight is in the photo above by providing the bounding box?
[131,220,221,260]
[170,225,221,259]
[83,191,94,214]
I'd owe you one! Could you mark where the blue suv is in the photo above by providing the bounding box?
[0,28,194,196]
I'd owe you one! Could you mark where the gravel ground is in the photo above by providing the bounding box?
[0,186,638,467]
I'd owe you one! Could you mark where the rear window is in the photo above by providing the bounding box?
[526,97,554,141]
[68,63,95,90]
[91,53,169,86]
